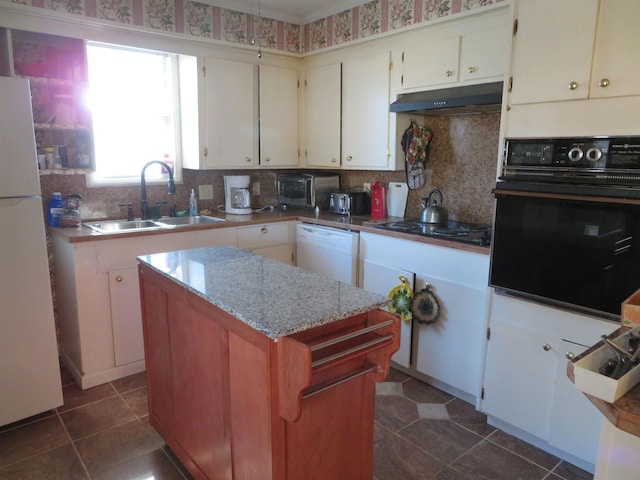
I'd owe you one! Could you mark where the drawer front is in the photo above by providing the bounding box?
[237,223,290,249]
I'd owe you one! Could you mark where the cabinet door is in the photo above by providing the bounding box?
[590,0,640,99]
[305,63,341,168]
[400,36,460,90]
[482,317,556,440]
[203,57,256,168]
[109,267,144,366]
[259,64,298,167]
[509,0,598,105]
[342,51,391,169]
[548,340,603,465]
[363,260,415,368]
[459,26,508,83]
[414,275,487,397]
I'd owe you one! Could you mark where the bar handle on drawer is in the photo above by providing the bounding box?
[310,319,395,352]
[311,334,394,368]
[302,364,378,400]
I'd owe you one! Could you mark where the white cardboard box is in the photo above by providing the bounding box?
[573,325,640,403]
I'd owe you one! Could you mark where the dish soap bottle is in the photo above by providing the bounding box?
[189,188,198,216]
[47,192,65,226]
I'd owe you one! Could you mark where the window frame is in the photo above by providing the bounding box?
[85,41,184,188]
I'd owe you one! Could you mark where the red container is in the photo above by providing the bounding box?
[370,181,387,219]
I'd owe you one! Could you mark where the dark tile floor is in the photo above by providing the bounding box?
[0,365,594,479]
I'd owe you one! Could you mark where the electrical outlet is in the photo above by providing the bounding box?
[198,184,214,200]
[252,182,261,196]
[363,182,371,191]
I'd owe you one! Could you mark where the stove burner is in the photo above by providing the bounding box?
[374,220,491,246]
[432,228,469,237]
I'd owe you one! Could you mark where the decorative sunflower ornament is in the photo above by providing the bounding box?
[388,276,413,322]
[410,283,440,325]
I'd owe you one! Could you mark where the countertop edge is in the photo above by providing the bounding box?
[50,210,490,255]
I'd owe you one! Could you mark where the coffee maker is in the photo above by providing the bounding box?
[224,175,252,214]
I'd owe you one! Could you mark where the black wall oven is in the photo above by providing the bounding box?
[490,136,640,320]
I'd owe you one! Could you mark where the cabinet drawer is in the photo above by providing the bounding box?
[237,223,289,249]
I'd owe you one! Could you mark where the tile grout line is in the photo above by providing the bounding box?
[55,409,93,479]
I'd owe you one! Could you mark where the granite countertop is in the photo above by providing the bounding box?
[137,245,390,339]
[50,207,490,254]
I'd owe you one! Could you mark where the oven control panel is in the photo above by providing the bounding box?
[501,136,640,184]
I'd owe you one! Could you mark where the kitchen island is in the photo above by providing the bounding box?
[137,245,399,480]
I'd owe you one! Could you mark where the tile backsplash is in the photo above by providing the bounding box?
[39,112,500,225]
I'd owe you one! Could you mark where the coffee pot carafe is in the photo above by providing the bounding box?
[224,175,252,214]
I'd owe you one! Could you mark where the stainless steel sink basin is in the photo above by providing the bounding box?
[84,216,225,234]
[85,219,168,233]
[155,215,225,226]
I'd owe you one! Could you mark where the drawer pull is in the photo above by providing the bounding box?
[116,275,123,282]
[302,364,377,399]
[311,334,394,368]
[261,227,268,234]
[311,319,394,352]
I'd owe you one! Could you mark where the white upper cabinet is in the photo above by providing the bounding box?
[400,36,460,90]
[202,57,257,168]
[589,0,640,99]
[304,63,341,168]
[459,25,509,83]
[181,57,299,170]
[342,51,393,170]
[397,8,509,92]
[259,64,299,168]
[509,0,640,105]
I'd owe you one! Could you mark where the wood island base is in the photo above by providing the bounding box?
[138,263,399,480]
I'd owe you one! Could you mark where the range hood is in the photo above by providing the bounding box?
[390,81,504,116]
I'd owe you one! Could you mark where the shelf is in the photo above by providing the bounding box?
[34,123,91,131]
[39,168,92,175]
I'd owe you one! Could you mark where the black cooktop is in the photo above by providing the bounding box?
[374,220,491,246]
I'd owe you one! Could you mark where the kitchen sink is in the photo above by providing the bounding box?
[84,216,225,234]
[155,215,226,226]
[85,219,167,233]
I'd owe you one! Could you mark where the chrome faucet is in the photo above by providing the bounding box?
[140,160,176,220]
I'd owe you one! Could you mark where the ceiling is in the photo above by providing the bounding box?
[203,0,364,24]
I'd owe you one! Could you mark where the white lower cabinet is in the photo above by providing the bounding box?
[481,293,618,470]
[236,221,296,265]
[363,260,415,368]
[360,232,490,399]
[53,226,237,389]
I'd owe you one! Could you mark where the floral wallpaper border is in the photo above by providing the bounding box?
[5,0,505,54]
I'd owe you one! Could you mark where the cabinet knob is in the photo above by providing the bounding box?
[568,81,579,90]
[543,343,552,352]
[245,156,252,163]
[116,275,123,282]
[261,227,268,234]
[445,70,454,77]
[566,352,575,360]
[264,156,271,162]
[467,66,476,74]
[331,157,337,163]
[599,78,610,88]
[346,155,353,161]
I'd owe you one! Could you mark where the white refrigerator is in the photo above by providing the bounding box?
[0,77,63,426]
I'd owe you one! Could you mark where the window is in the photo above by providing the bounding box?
[86,42,182,186]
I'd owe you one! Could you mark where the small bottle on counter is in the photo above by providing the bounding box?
[47,192,65,226]
[189,188,198,216]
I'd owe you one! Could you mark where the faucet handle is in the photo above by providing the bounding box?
[118,202,134,221]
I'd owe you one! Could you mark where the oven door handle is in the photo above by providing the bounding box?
[493,187,640,206]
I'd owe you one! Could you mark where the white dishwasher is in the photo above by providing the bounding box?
[296,223,359,286]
